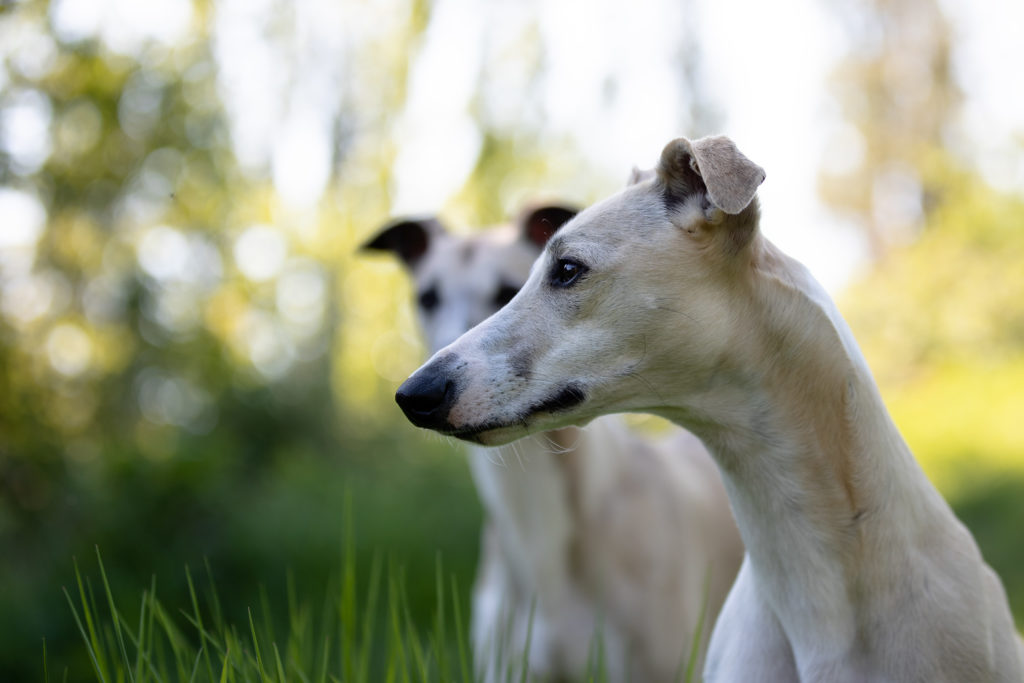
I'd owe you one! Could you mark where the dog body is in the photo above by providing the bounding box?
[395,137,1024,681]
[365,208,743,681]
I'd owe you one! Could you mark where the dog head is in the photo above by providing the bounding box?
[362,205,578,354]
[394,136,765,445]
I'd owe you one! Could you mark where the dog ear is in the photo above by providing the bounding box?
[658,136,765,215]
[627,166,655,186]
[520,204,579,248]
[361,217,444,268]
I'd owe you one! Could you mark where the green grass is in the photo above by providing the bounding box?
[51,490,472,682]
[54,545,709,683]
[49,483,1024,682]
[58,545,470,683]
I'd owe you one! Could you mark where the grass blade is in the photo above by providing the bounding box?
[431,554,448,680]
[64,585,108,683]
[111,599,171,683]
[340,488,357,681]
[187,647,204,683]
[249,608,269,681]
[204,559,225,633]
[273,641,287,682]
[95,547,135,683]
[219,645,231,683]
[386,562,410,683]
[186,565,217,682]
[450,574,472,683]
[679,568,713,683]
[71,557,111,683]
[355,553,383,682]
[400,576,430,683]
[133,577,150,683]
[316,632,331,683]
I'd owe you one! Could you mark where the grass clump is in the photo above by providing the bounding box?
[55,546,709,683]
[58,545,470,683]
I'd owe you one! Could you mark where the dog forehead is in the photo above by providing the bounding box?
[471,228,538,274]
[416,226,536,287]
[549,183,667,255]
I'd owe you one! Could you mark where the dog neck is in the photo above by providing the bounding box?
[467,423,644,609]
[467,428,588,606]
[658,234,952,662]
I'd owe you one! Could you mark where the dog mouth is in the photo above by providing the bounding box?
[442,384,587,444]
[526,384,587,415]
[445,423,524,445]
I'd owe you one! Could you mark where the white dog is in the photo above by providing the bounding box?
[365,205,743,681]
[394,137,1024,682]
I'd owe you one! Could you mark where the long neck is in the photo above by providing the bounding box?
[661,236,951,655]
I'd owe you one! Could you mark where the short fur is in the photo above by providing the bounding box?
[396,137,1024,682]
[366,205,743,682]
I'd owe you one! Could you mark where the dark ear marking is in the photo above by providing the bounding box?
[520,204,579,249]
[658,141,707,210]
[658,136,765,215]
[361,217,445,268]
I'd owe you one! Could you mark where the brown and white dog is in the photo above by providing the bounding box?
[364,205,743,682]
[394,137,1024,682]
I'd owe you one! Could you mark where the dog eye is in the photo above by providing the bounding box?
[550,259,588,288]
[418,286,439,312]
[493,283,520,308]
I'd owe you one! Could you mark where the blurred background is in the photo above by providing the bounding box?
[1,0,1022,678]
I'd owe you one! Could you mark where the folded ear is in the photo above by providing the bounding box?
[520,204,579,248]
[658,136,765,215]
[361,217,444,268]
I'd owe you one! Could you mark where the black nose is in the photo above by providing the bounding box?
[395,366,456,430]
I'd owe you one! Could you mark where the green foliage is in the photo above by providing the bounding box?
[953,474,1024,630]
[0,4,480,679]
[844,163,1024,381]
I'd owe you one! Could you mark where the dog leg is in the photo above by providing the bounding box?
[704,557,797,682]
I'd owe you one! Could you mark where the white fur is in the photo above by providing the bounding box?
[401,138,1024,682]
[376,215,743,681]
[469,423,742,682]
